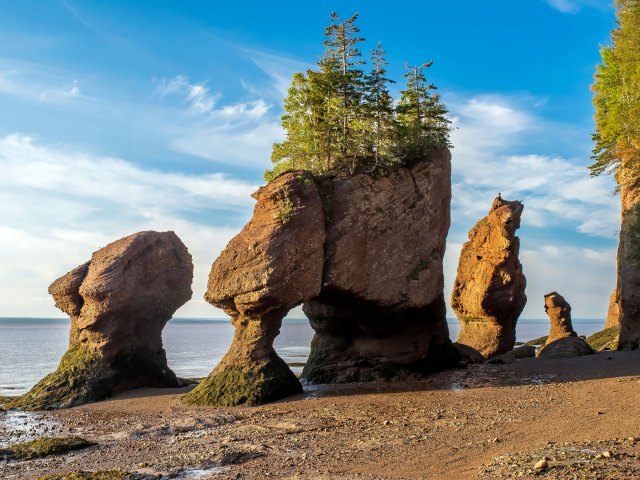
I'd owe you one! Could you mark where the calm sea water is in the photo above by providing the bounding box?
[0,317,605,396]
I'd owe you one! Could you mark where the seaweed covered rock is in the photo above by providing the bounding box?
[451,196,527,358]
[9,231,193,410]
[537,336,593,358]
[543,292,576,345]
[303,150,457,383]
[183,171,324,406]
[187,150,458,405]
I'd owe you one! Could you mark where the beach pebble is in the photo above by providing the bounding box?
[602,450,613,458]
[534,459,548,470]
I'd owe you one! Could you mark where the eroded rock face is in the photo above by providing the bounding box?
[605,289,620,329]
[183,171,324,406]
[616,172,640,349]
[186,151,458,406]
[10,231,193,410]
[303,151,455,383]
[451,196,527,358]
[543,292,576,345]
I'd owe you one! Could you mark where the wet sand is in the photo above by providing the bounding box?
[2,350,640,479]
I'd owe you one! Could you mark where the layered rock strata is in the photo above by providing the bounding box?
[186,150,458,406]
[10,231,193,410]
[616,171,640,349]
[451,196,527,358]
[543,292,576,345]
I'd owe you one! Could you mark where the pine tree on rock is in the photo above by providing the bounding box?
[323,12,366,173]
[396,62,451,161]
[363,42,396,169]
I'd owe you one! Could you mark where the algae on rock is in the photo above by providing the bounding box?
[0,436,95,461]
[587,326,620,351]
[37,471,132,480]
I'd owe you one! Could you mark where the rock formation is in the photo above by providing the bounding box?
[542,292,576,345]
[183,171,323,406]
[537,336,593,358]
[605,289,620,329]
[615,171,640,349]
[10,231,193,410]
[185,150,459,406]
[451,196,527,358]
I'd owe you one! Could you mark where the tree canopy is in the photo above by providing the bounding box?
[590,0,640,181]
[265,12,451,182]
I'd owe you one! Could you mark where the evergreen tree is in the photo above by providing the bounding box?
[395,62,451,161]
[322,12,366,173]
[591,0,640,179]
[363,42,396,168]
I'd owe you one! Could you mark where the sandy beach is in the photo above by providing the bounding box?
[2,350,639,479]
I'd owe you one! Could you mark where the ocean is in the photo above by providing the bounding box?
[0,317,606,397]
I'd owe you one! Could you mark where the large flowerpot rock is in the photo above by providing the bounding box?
[186,150,459,406]
[451,196,527,358]
[9,231,193,410]
[182,171,324,406]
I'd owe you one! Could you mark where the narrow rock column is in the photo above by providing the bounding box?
[183,171,325,406]
[543,292,576,345]
[9,231,193,410]
[451,196,527,358]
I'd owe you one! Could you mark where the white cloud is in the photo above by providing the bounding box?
[544,0,611,13]
[0,134,257,318]
[445,94,619,320]
[156,75,219,115]
[0,59,89,105]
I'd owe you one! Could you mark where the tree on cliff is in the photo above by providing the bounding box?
[363,42,396,168]
[395,62,451,161]
[590,0,640,179]
[265,12,452,182]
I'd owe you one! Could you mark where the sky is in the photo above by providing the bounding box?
[0,0,621,320]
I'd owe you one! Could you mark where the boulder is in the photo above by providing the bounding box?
[185,150,459,406]
[605,289,620,329]
[9,231,193,410]
[543,292,576,346]
[487,345,536,364]
[537,336,593,359]
[451,196,527,358]
[183,171,324,406]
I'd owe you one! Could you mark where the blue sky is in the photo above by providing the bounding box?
[0,0,620,320]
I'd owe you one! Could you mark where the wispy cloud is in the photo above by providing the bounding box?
[0,58,90,105]
[0,134,257,317]
[544,0,611,14]
[155,75,219,115]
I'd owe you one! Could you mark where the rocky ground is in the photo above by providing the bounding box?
[2,350,640,479]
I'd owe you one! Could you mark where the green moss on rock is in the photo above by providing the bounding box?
[587,326,620,351]
[524,335,548,346]
[7,346,113,410]
[37,470,131,480]
[182,355,302,407]
[0,436,95,461]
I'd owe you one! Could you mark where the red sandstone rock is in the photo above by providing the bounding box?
[451,196,527,359]
[12,231,193,410]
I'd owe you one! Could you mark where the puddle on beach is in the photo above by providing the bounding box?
[176,466,224,479]
[0,409,65,447]
[301,364,559,398]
